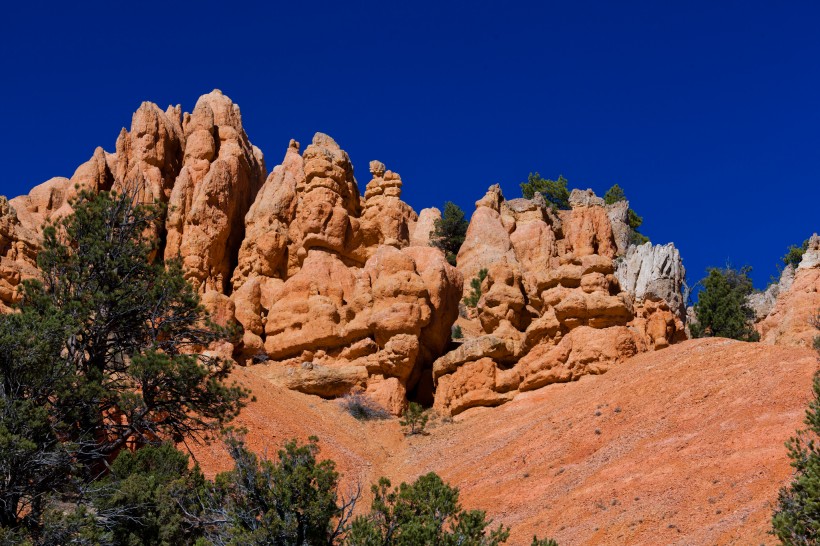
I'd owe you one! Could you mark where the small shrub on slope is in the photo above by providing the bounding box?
[781,238,810,270]
[347,473,510,546]
[400,402,429,436]
[341,393,391,421]
[464,268,489,308]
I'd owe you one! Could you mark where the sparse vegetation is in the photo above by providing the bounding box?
[340,393,391,421]
[602,183,627,204]
[781,238,810,270]
[530,537,560,546]
[202,433,355,545]
[520,173,570,210]
[400,402,429,436]
[464,268,489,308]
[432,201,469,266]
[452,324,463,339]
[690,266,760,342]
[89,442,207,545]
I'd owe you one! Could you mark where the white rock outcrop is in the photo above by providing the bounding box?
[615,242,687,320]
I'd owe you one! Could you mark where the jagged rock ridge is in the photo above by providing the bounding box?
[1,91,693,415]
[0,92,463,414]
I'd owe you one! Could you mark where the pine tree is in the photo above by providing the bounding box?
[0,299,75,533]
[690,266,759,341]
[781,239,810,270]
[603,184,626,204]
[0,187,248,543]
[520,173,570,210]
[30,188,246,470]
[347,473,511,546]
[432,202,469,266]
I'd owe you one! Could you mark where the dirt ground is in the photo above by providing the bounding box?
[191,338,817,545]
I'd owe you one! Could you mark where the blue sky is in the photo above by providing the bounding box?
[1,1,818,291]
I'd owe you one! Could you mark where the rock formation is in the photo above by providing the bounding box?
[434,187,687,415]
[615,241,687,320]
[228,134,461,414]
[164,90,266,294]
[748,264,795,321]
[2,91,697,416]
[0,197,39,310]
[757,233,820,347]
[0,91,464,415]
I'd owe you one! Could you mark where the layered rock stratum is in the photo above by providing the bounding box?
[435,186,687,414]
[2,90,691,414]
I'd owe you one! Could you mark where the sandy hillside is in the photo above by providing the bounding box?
[192,338,817,545]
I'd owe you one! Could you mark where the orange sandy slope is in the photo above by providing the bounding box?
[191,338,817,545]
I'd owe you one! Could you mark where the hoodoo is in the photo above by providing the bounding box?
[0,91,697,415]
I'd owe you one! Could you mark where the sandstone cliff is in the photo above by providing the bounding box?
[0,197,39,311]
[434,186,687,415]
[228,136,462,414]
[1,91,697,416]
[0,93,464,414]
[1,90,262,307]
[756,233,820,347]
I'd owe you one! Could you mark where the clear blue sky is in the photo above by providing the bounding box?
[1,1,818,290]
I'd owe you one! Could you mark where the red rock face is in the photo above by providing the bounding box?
[757,233,820,348]
[5,90,812,418]
[435,186,688,415]
[164,90,266,294]
[0,92,463,414]
[0,197,39,310]
[228,135,462,414]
